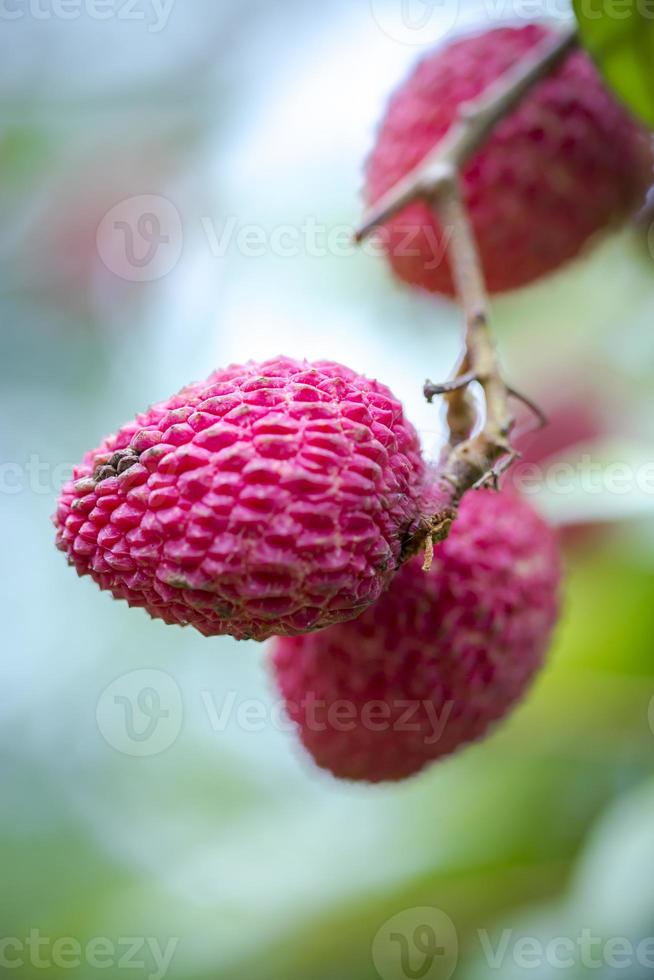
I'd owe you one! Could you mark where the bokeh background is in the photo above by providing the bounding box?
[2,1,654,978]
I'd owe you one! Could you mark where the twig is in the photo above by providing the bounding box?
[400,175,518,565]
[427,178,514,503]
[424,370,478,402]
[442,353,478,449]
[360,27,579,562]
[472,449,522,492]
[507,385,548,429]
[355,24,578,243]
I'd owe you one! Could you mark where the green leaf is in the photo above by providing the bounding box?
[573,0,654,126]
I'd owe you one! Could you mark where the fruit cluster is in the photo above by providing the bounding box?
[55,23,651,781]
[54,356,561,781]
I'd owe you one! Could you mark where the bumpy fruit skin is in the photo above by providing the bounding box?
[365,24,654,295]
[272,491,561,782]
[54,357,425,641]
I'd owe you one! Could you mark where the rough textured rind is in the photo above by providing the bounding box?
[272,491,561,782]
[54,357,425,641]
[365,24,654,295]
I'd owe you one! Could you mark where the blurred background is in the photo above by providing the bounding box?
[2,1,654,978]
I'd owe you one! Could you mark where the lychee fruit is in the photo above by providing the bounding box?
[514,391,604,470]
[272,490,561,782]
[510,382,608,550]
[54,357,426,641]
[364,24,654,295]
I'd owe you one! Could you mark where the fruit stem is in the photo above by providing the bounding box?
[354,24,578,243]
[400,178,520,562]
[429,179,513,499]
[379,27,579,562]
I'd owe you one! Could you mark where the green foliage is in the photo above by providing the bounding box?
[574,0,654,126]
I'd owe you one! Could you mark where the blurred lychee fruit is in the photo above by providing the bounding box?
[510,384,609,550]
[54,357,425,641]
[24,135,187,319]
[272,490,561,782]
[514,391,605,470]
[364,24,654,295]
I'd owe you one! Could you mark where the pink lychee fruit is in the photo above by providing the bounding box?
[54,357,426,641]
[272,490,561,782]
[514,390,605,471]
[510,384,608,550]
[364,24,654,296]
